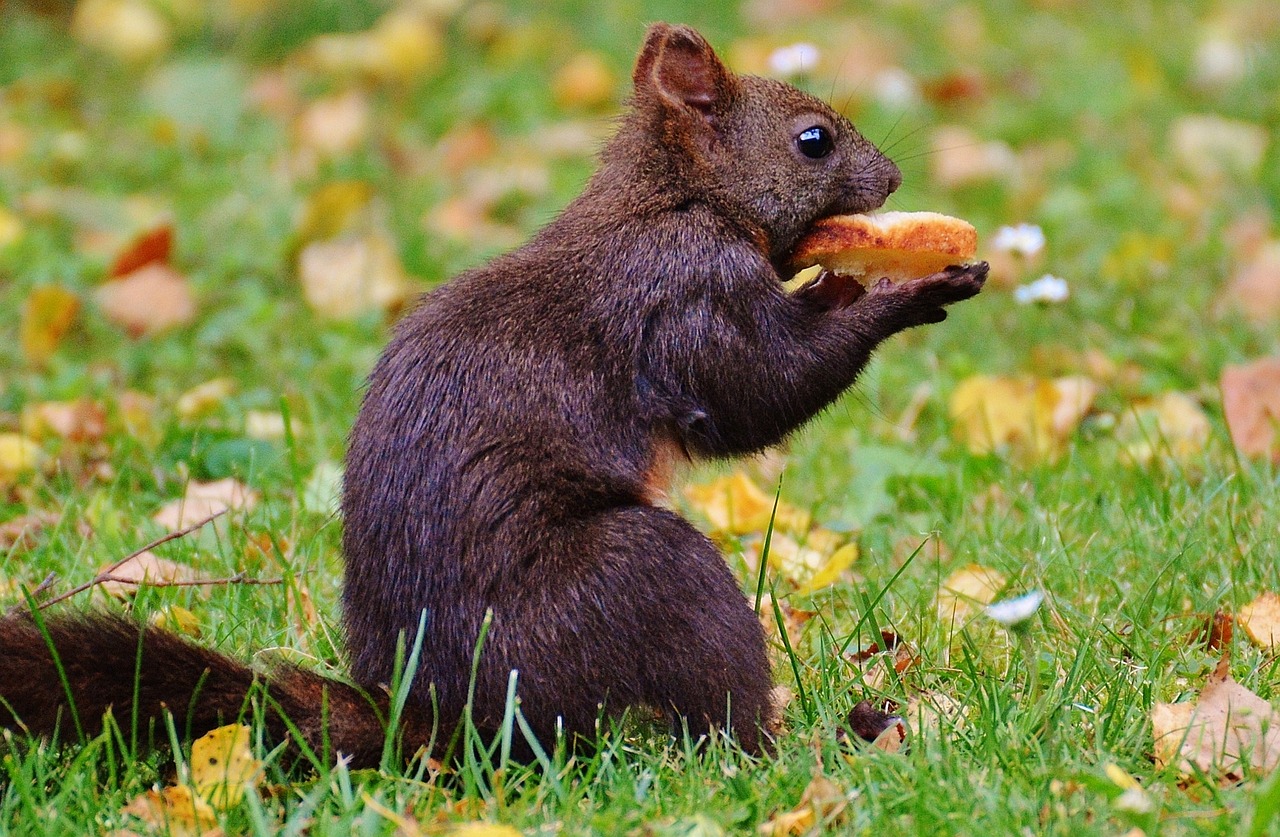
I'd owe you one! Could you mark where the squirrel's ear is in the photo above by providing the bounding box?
[633,24,733,116]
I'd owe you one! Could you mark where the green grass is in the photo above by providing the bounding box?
[2,0,1280,834]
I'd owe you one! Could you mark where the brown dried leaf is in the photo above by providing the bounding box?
[152,478,259,530]
[21,399,108,444]
[100,550,205,598]
[20,285,80,366]
[121,786,219,837]
[1152,658,1280,779]
[1229,242,1280,322]
[1238,592,1280,651]
[95,263,197,337]
[1221,357,1280,463]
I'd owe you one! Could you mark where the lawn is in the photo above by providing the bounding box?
[1,0,1279,834]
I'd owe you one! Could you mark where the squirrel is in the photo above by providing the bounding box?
[0,23,986,765]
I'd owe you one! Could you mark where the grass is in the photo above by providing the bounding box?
[2,0,1280,834]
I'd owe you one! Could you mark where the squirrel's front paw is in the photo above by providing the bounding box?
[871,261,988,327]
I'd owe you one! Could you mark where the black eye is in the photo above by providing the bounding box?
[797,125,834,159]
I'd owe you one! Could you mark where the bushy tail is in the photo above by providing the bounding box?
[0,613,432,769]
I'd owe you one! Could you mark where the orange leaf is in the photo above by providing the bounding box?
[109,224,173,278]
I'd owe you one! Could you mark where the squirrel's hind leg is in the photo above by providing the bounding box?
[489,504,773,756]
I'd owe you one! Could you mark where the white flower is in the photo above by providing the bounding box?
[991,223,1046,257]
[768,43,820,78]
[985,590,1044,627]
[1014,274,1069,305]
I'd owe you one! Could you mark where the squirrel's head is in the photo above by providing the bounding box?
[631,23,901,263]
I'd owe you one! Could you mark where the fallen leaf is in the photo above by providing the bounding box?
[684,471,810,536]
[936,564,1006,623]
[96,263,197,337]
[758,593,815,650]
[845,700,908,753]
[20,285,80,366]
[121,787,218,837]
[792,542,859,596]
[100,550,205,598]
[150,605,202,638]
[1222,357,1280,462]
[1192,610,1234,653]
[448,825,524,837]
[0,205,24,247]
[903,690,968,736]
[191,724,262,809]
[949,375,1097,461]
[1152,658,1280,779]
[1116,392,1211,464]
[153,478,259,530]
[293,181,376,247]
[1238,592,1280,651]
[931,125,1016,189]
[552,52,617,110]
[0,434,47,483]
[20,399,108,443]
[244,410,288,441]
[305,9,443,83]
[72,0,172,62]
[297,231,414,319]
[1170,113,1268,181]
[177,378,236,422]
[110,224,173,278]
[1229,242,1280,322]
[0,511,66,552]
[758,774,848,836]
[295,90,370,158]
[117,390,159,444]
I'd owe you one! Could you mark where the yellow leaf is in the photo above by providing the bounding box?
[368,10,443,82]
[949,374,1096,461]
[294,181,375,247]
[20,285,79,366]
[757,774,847,836]
[121,786,217,837]
[683,471,810,536]
[72,0,172,62]
[1116,392,1210,464]
[21,399,107,443]
[176,378,236,422]
[191,724,262,809]
[0,434,46,483]
[792,542,859,596]
[448,825,524,837]
[150,605,202,638]
[936,564,1006,623]
[1238,592,1280,651]
[0,205,23,247]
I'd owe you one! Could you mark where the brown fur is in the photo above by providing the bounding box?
[0,23,985,766]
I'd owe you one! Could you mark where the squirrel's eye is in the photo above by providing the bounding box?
[797,125,834,159]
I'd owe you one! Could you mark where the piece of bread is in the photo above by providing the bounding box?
[788,211,978,284]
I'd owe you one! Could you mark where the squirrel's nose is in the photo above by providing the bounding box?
[884,159,902,195]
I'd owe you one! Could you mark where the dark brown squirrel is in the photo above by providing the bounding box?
[0,24,986,765]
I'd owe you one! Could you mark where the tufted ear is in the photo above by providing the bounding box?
[633,23,734,117]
